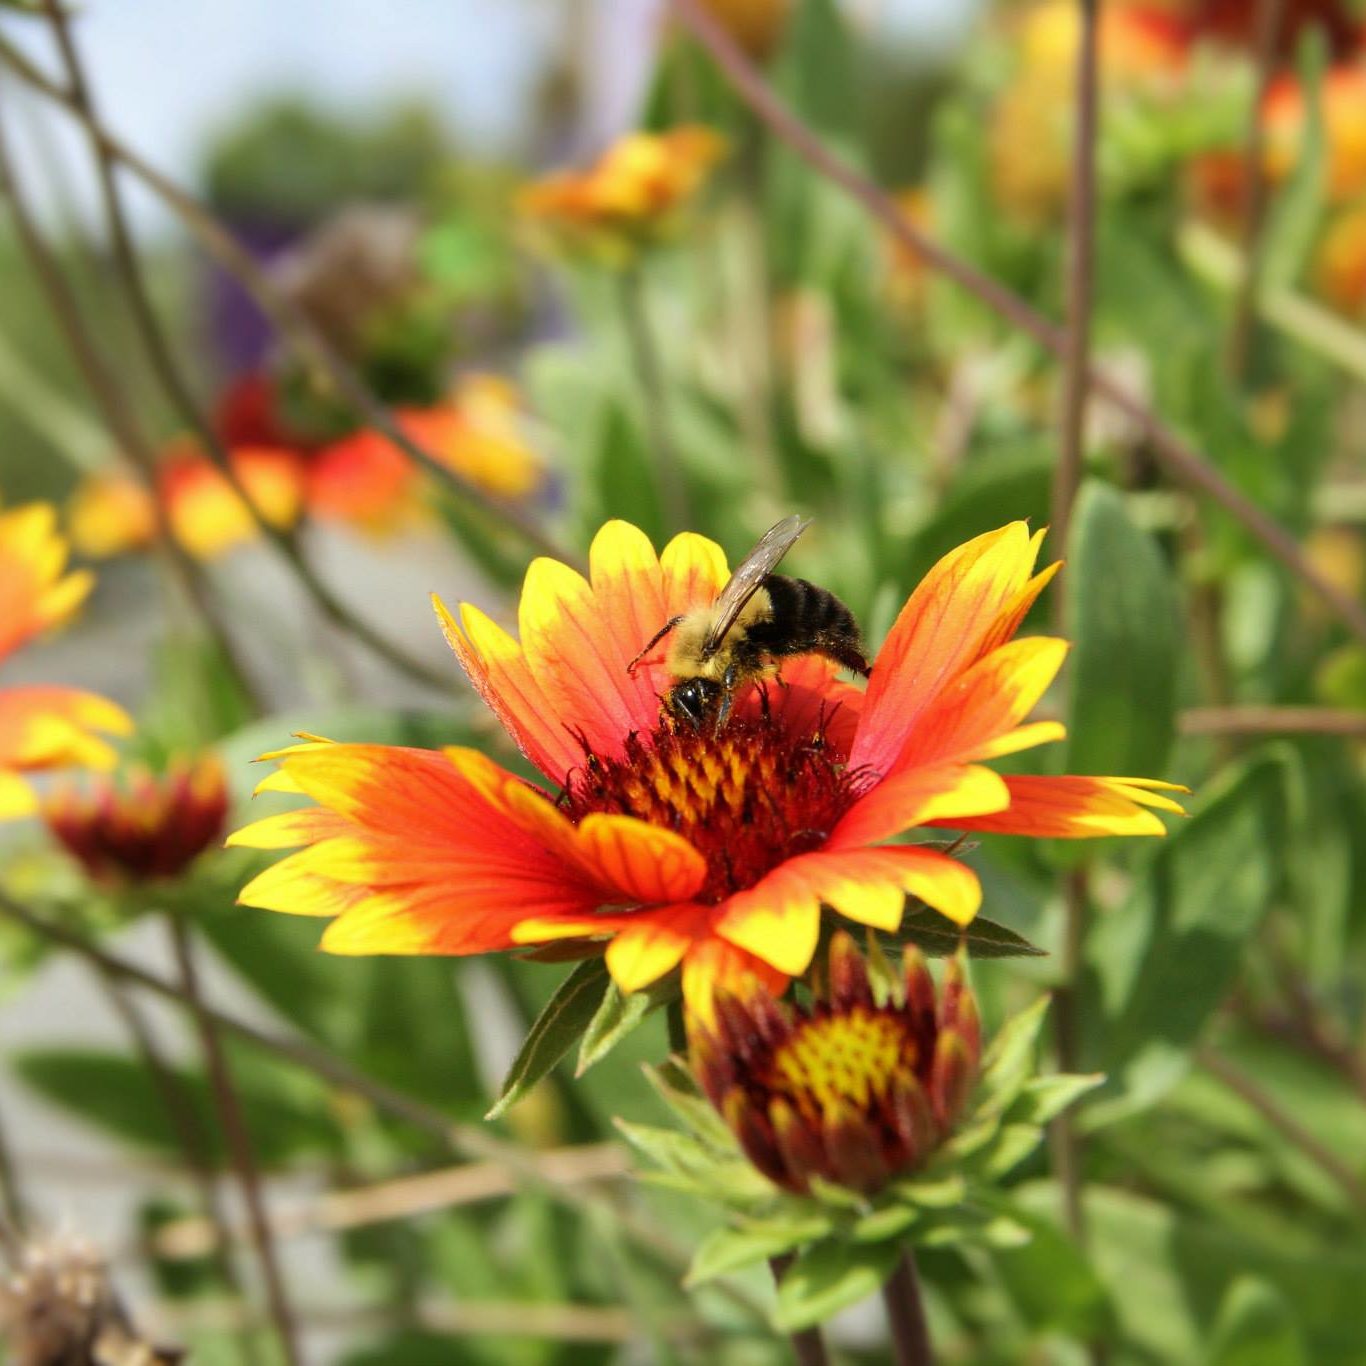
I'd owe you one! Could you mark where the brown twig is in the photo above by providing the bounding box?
[1228,0,1289,381]
[882,1248,934,1366]
[39,0,451,693]
[1195,1046,1366,1211]
[0,98,265,713]
[0,32,573,569]
[94,967,263,1365]
[164,916,301,1366]
[151,1144,630,1259]
[768,1255,830,1366]
[0,892,764,1322]
[1250,1005,1366,1105]
[1180,706,1366,737]
[0,1104,26,1237]
[667,0,1366,648]
[1052,0,1101,558]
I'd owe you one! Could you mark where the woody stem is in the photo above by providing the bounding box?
[769,1255,830,1366]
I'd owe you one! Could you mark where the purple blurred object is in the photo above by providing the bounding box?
[202,218,303,377]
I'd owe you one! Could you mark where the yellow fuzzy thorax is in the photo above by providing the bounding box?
[664,590,773,681]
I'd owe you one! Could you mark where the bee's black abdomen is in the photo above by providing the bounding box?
[749,576,870,677]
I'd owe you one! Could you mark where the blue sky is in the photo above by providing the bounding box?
[5,0,976,230]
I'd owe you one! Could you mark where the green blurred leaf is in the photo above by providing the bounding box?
[687,1215,834,1286]
[891,905,1047,959]
[772,1237,899,1332]
[487,958,610,1120]
[1064,481,1180,777]
[1205,1277,1308,1366]
[12,1046,333,1168]
[1083,753,1286,1124]
[991,1203,1115,1340]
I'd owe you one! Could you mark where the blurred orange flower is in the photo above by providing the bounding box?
[160,442,305,560]
[1313,201,1366,313]
[307,374,544,531]
[66,472,157,560]
[233,521,1184,1018]
[0,503,132,820]
[1265,67,1366,202]
[44,754,228,887]
[519,126,727,264]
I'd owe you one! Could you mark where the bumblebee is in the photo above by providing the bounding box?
[627,515,870,728]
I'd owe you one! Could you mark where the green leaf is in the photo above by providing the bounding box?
[687,1215,834,1286]
[991,1202,1115,1339]
[486,958,610,1120]
[977,997,1051,1112]
[892,906,1046,959]
[772,1238,900,1333]
[1064,482,1180,777]
[1261,33,1328,291]
[1006,1073,1106,1126]
[1082,753,1286,1124]
[980,1124,1046,1179]
[575,978,671,1077]
[1205,1277,1308,1366]
[12,1047,333,1169]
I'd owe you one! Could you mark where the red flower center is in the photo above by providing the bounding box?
[562,707,867,903]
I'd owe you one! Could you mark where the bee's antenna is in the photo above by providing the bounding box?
[627,615,686,675]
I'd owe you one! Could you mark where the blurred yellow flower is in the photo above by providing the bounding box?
[0,503,131,820]
[1265,68,1366,203]
[66,471,158,560]
[161,442,305,560]
[518,126,727,265]
[1313,202,1366,314]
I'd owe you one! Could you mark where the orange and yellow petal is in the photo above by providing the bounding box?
[893,636,1070,772]
[66,473,158,559]
[929,773,1189,840]
[305,429,415,531]
[852,522,1048,774]
[681,935,788,1029]
[162,445,304,559]
[0,504,95,662]
[235,739,708,955]
[829,763,1010,849]
[439,520,729,781]
[713,842,983,977]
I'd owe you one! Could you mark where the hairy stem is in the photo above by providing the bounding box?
[769,1255,830,1366]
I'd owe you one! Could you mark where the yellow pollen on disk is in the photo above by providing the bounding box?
[771,1010,909,1115]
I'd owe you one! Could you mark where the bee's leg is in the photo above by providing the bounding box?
[714,664,740,732]
[627,616,685,675]
[830,645,872,678]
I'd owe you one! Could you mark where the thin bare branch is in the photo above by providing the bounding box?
[0,95,265,711]
[39,0,453,692]
[1228,0,1289,380]
[0,33,575,569]
[1180,706,1366,737]
[668,0,1366,648]
[164,916,301,1366]
[1196,1046,1366,1212]
[151,1145,629,1259]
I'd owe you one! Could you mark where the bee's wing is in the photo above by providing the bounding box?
[703,514,811,655]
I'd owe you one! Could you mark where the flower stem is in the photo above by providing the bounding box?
[618,265,690,534]
[95,966,264,1365]
[882,1248,934,1366]
[164,914,302,1366]
[768,1255,830,1366]
[1227,0,1289,382]
[0,1103,26,1237]
[667,0,1366,649]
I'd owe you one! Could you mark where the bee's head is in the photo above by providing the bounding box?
[666,677,724,730]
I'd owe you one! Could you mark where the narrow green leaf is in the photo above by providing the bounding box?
[687,1216,834,1286]
[1064,482,1180,778]
[977,997,1051,1111]
[981,1124,1046,1179]
[1006,1073,1106,1126]
[1083,754,1286,1125]
[893,906,1046,959]
[991,1202,1115,1339]
[1205,1277,1308,1366]
[575,978,671,1077]
[486,957,610,1120]
[772,1238,900,1333]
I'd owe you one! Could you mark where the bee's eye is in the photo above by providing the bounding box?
[669,682,708,728]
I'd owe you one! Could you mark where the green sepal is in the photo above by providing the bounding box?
[575,976,675,1077]
[485,957,609,1119]
[686,1214,836,1286]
